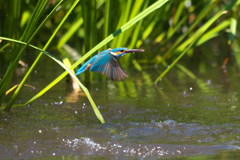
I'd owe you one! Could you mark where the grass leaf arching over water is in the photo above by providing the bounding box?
[0,37,105,124]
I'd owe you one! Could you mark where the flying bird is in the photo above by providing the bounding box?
[76,47,144,81]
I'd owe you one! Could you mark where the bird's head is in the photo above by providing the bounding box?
[110,47,144,58]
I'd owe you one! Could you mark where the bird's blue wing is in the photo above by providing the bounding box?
[90,52,128,81]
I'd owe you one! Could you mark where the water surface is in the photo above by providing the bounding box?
[1,48,240,159]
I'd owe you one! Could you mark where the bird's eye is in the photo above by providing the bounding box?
[120,50,124,52]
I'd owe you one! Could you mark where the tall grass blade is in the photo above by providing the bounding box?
[92,0,98,50]
[103,0,112,50]
[4,0,77,110]
[0,0,50,107]
[111,0,132,48]
[128,0,150,70]
[121,0,144,47]
[81,0,97,84]
[1,0,21,99]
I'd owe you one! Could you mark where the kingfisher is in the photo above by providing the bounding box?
[76,47,144,81]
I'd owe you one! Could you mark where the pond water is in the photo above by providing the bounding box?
[1,46,240,159]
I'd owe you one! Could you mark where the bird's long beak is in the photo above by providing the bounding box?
[124,49,145,53]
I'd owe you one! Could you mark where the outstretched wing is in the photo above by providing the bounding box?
[90,52,128,81]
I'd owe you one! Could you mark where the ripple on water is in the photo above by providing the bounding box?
[62,137,240,158]
[57,120,240,158]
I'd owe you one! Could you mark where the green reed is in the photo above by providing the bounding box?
[4,0,78,111]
